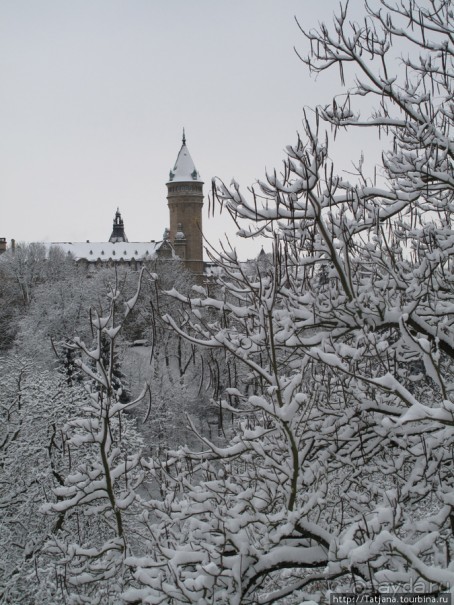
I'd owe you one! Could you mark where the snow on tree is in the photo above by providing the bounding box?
[0,355,89,603]
[123,1,454,603]
[0,243,73,350]
[14,263,136,369]
[125,259,227,453]
[38,269,150,603]
[0,243,65,309]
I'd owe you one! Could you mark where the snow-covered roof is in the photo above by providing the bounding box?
[168,142,202,184]
[45,241,164,262]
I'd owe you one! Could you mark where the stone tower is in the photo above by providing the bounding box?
[167,131,204,276]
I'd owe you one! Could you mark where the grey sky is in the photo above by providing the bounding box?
[1,0,375,259]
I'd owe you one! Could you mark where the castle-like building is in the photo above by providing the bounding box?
[1,133,206,277]
[167,131,204,275]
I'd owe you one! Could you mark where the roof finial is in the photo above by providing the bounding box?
[182,128,186,146]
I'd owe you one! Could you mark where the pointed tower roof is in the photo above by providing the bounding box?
[167,130,202,184]
[109,208,128,243]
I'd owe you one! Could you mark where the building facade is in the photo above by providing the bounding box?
[1,134,206,275]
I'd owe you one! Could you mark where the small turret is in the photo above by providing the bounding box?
[175,223,186,240]
[109,208,128,243]
[173,223,187,260]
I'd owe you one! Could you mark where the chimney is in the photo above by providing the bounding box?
[0,238,6,254]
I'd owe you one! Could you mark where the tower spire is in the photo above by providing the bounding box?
[109,208,128,243]
[182,127,186,146]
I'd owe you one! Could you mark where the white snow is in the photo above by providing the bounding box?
[168,142,202,183]
[43,241,163,262]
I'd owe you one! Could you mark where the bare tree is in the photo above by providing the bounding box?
[0,243,57,349]
[123,1,454,603]
[0,356,89,603]
[40,269,150,603]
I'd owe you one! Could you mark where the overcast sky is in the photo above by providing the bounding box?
[0,0,378,259]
